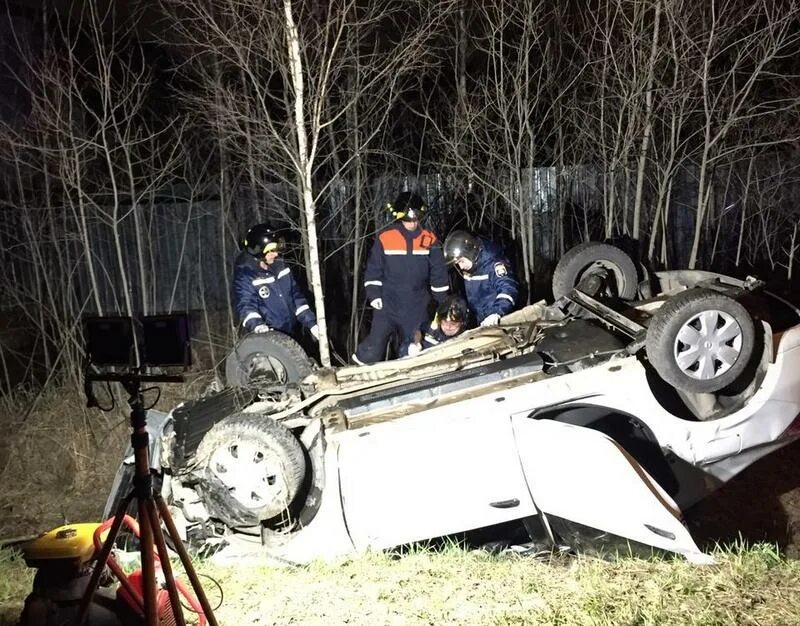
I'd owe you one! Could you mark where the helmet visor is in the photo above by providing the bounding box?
[443,231,479,265]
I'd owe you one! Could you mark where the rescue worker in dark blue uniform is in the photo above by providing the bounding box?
[407,296,469,356]
[233,223,319,339]
[443,230,518,325]
[352,192,450,364]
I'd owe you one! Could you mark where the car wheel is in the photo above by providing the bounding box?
[225,332,315,388]
[552,242,639,300]
[194,413,306,527]
[646,289,755,393]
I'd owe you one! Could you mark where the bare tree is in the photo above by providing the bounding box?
[419,0,571,297]
[164,0,452,365]
[672,0,800,268]
[0,1,187,390]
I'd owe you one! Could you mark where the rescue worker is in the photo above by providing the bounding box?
[443,230,518,326]
[233,223,319,339]
[353,192,450,364]
[407,295,469,356]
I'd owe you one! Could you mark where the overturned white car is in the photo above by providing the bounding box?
[105,243,800,564]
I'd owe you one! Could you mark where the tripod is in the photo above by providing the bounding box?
[76,375,219,626]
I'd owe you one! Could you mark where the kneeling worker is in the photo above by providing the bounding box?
[407,296,469,356]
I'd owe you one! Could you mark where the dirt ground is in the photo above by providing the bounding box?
[686,439,800,558]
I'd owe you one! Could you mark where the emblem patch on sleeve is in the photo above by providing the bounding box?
[258,286,271,299]
[494,263,508,277]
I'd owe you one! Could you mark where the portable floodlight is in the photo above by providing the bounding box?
[83,316,137,366]
[142,314,192,368]
[83,314,192,369]
[78,312,219,626]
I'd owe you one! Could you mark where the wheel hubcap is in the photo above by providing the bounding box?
[208,441,287,509]
[673,309,743,380]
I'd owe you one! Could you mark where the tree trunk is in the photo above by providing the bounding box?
[283,0,331,367]
[632,0,661,242]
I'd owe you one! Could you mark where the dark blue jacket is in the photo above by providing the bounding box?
[363,223,450,314]
[233,251,316,334]
[462,239,518,322]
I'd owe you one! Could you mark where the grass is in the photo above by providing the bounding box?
[0,549,32,625]
[1,542,799,626]
[201,544,800,626]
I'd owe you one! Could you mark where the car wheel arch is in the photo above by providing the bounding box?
[640,317,772,422]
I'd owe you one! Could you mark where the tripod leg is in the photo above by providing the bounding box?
[137,493,159,626]
[74,492,133,625]
[124,379,159,626]
[142,498,187,626]
[155,494,220,626]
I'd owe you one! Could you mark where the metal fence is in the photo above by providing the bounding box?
[1,162,795,317]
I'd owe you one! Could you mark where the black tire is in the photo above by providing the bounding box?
[646,289,755,393]
[194,412,307,526]
[225,331,315,388]
[552,242,639,301]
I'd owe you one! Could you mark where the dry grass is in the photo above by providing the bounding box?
[1,543,799,626]
[0,377,216,541]
[0,549,32,626]
[0,385,127,540]
[193,544,800,626]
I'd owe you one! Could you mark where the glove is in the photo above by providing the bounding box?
[253,324,271,334]
[370,298,383,310]
[310,324,320,341]
[407,342,422,357]
[480,313,501,327]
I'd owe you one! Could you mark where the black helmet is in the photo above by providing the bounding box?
[436,296,468,325]
[387,192,426,221]
[443,230,480,265]
[243,223,284,257]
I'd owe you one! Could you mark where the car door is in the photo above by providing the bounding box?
[511,417,712,563]
[337,409,538,551]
